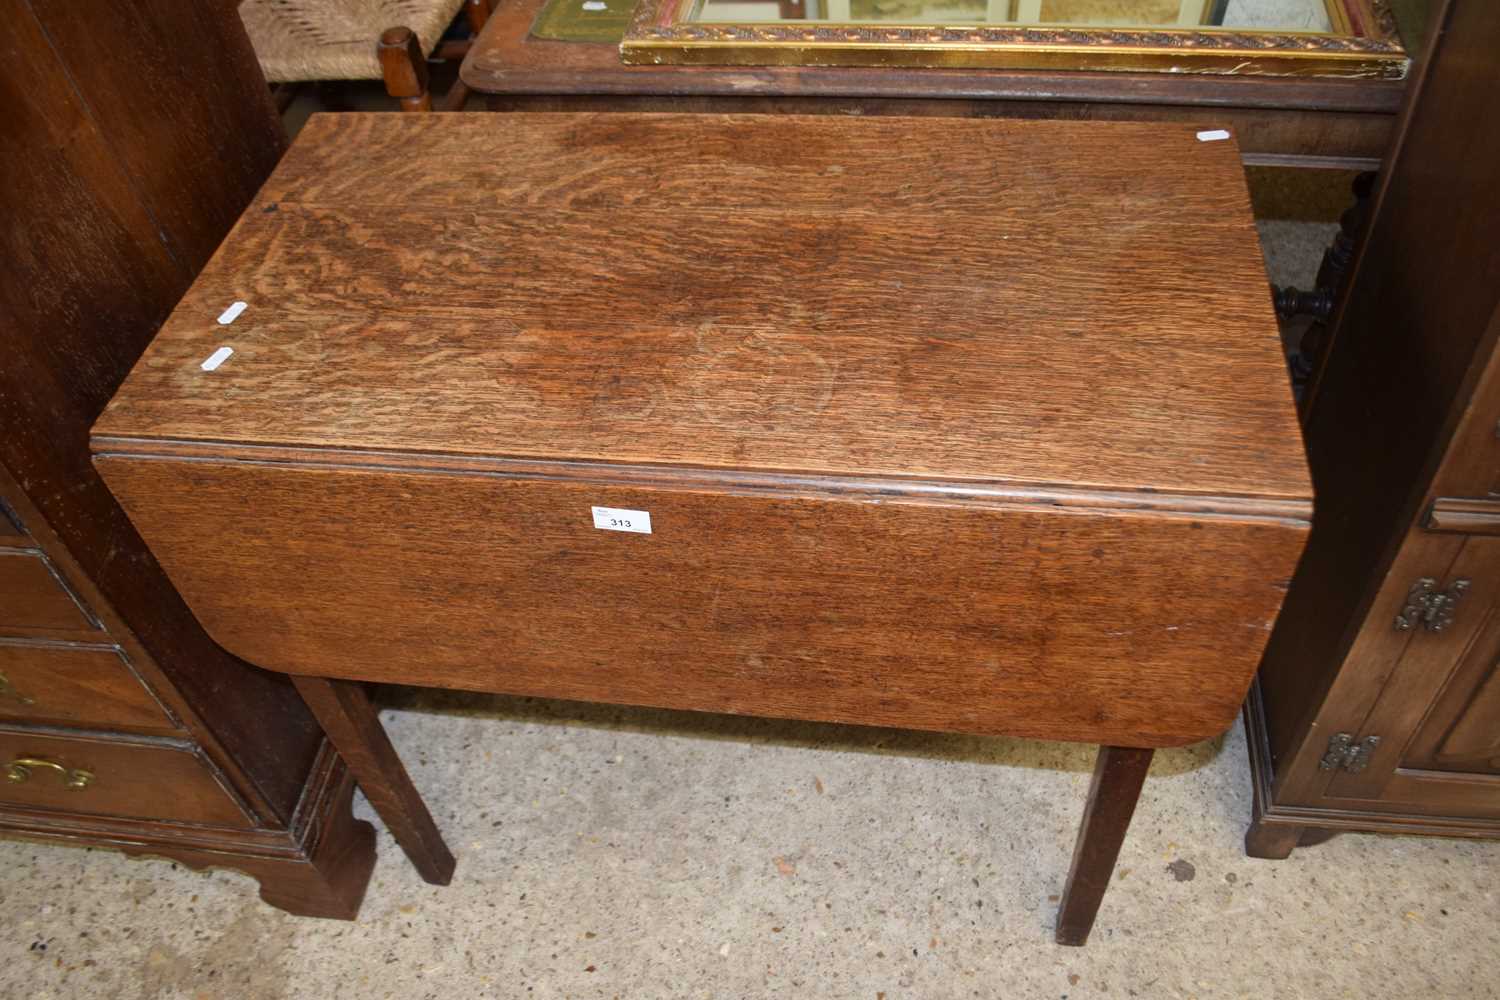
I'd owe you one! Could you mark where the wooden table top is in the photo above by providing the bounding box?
[98,113,1306,509]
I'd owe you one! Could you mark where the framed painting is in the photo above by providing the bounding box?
[620,0,1408,77]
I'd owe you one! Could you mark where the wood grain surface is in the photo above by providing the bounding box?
[95,457,1305,747]
[95,113,1308,504]
[0,729,253,829]
[0,551,100,633]
[95,112,1310,752]
[0,641,179,734]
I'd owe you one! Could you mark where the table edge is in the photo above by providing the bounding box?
[92,436,1313,527]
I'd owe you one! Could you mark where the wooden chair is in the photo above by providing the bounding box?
[239,0,493,112]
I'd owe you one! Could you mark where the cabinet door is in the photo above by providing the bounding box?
[1321,535,1500,817]
[1404,581,1500,776]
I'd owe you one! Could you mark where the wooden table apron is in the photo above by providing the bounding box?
[90,112,1312,943]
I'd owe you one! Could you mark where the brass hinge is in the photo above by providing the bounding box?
[1319,733,1380,773]
[1394,577,1470,633]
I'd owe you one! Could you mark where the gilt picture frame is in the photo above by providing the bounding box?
[620,0,1408,78]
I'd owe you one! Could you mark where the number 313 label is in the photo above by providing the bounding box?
[591,506,652,534]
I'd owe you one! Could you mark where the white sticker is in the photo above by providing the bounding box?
[1196,129,1232,142]
[582,1,607,9]
[217,300,248,324]
[591,506,651,534]
[200,346,234,371]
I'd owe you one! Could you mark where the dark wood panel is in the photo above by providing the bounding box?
[1425,496,1500,534]
[1428,666,1500,773]
[96,458,1305,748]
[1398,539,1500,776]
[0,729,253,828]
[482,94,1394,169]
[1326,537,1500,798]
[0,551,99,633]
[0,0,377,917]
[0,0,186,439]
[0,0,322,824]
[1253,0,1500,791]
[0,640,178,734]
[1425,325,1500,502]
[23,0,288,274]
[0,500,24,543]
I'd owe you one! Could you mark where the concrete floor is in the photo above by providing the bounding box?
[3,196,1497,1000]
[3,696,1497,999]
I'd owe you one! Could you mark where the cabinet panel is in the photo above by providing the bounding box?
[0,729,253,828]
[0,500,23,543]
[1405,585,1500,775]
[1432,673,1500,770]
[0,550,100,633]
[0,640,178,734]
[1324,536,1500,810]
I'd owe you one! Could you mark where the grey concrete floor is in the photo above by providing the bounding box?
[3,697,1497,999]
[3,203,1496,1000]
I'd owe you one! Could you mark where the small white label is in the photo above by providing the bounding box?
[1196,129,1232,142]
[217,300,247,325]
[582,1,607,9]
[200,346,234,371]
[591,506,651,534]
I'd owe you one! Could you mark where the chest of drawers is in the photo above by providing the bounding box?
[1,0,374,920]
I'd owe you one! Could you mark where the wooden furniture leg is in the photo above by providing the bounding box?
[377,26,432,112]
[1245,812,1305,859]
[1054,745,1154,946]
[466,0,493,33]
[1245,809,1339,859]
[291,676,456,885]
[121,758,377,919]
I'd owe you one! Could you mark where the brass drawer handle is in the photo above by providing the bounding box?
[5,757,93,789]
[0,670,36,705]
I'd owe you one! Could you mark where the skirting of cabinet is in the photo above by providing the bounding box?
[1243,681,1500,847]
[0,741,376,919]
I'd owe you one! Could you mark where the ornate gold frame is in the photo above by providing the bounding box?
[621,0,1408,78]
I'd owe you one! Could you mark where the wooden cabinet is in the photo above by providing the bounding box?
[0,0,374,917]
[1245,0,1500,855]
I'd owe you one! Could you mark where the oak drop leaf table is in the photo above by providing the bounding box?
[91,113,1311,944]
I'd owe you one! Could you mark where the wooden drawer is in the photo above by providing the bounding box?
[0,729,252,828]
[0,550,99,632]
[0,640,178,734]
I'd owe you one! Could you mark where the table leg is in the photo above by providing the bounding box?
[1054,745,1154,946]
[292,675,456,886]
